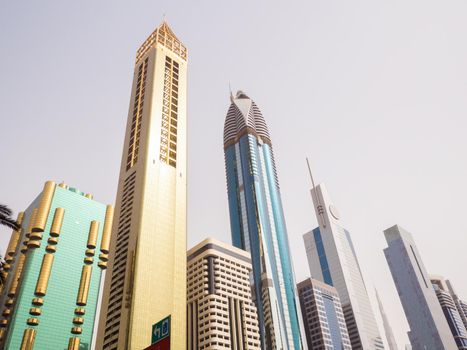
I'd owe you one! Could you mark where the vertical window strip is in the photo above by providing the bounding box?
[410,245,429,288]
[159,56,179,167]
[126,58,148,171]
[313,228,333,286]
[102,171,136,347]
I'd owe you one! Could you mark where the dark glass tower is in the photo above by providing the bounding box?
[223,91,303,349]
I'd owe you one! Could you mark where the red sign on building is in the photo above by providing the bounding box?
[144,336,170,350]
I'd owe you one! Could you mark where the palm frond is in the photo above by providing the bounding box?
[0,217,20,231]
[0,205,13,217]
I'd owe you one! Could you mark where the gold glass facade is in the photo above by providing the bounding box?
[87,221,99,249]
[33,181,55,232]
[34,254,54,297]
[50,208,64,237]
[96,21,187,350]
[20,328,36,350]
[5,212,24,263]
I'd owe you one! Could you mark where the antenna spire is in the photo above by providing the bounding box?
[306,157,326,228]
[306,157,316,189]
[229,82,234,102]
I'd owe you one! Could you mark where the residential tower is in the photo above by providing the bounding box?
[187,238,261,349]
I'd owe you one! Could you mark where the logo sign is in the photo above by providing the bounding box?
[144,337,170,350]
[152,315,171,345]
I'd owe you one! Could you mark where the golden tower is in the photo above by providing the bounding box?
[96,21,187,350]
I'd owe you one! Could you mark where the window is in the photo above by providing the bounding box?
[126,58,149,171]
[159,56,180,168]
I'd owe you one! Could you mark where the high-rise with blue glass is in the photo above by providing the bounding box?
[303,182,384,350]
[297,277,351,350]
[223,91,304,349]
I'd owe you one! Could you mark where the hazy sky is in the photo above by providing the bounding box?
[2,1,467,348]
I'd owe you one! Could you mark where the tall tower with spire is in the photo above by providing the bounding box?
[223,91,304,349]
[303,173,384,350]
[96,21,187,350]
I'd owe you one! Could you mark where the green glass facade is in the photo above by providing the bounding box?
[2,184,108,349]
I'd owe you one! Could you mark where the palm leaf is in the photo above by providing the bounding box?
[0,205,13,217]
[0,217,20,231]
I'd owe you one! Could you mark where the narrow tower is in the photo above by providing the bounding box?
[223,91,304,349]
[303,177,384,350]
[375,289,399,350]
[383,225,457,350]
[96,21,187,350]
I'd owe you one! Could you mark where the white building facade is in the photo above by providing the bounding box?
[187,238,261,350]
[303,183,384,350]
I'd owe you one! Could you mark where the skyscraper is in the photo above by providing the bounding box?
[187,238,261,349]
[303,181,384,350]
[0,181,112,350]
[375,289,398,350]
[430,276,467,349]
[223,91,304,349]
[383,225,457,350]
[447,280,467,333]
[297,277,351,350]
[96,21,187,350]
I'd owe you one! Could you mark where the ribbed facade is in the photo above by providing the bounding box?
[187,238,261,349]
[297,278,351,350]
[303,183,384,350]
[431,277,467,349]
[447,280,467,336]
[96,21,187,350]
[0,181,110,350]
[223,91,303,349]
[458,301,467,332]
[223,92,271,149]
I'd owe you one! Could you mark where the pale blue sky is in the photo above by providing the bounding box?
[2,1,467,347]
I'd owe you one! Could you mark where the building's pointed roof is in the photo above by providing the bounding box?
[223,91,271,148]
[136,20,187,63]
[158,21,183,44]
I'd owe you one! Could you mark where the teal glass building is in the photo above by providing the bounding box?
[0,181,113,350]
[223,91,303,349]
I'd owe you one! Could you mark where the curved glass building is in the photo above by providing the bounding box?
[223,91,303,349]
